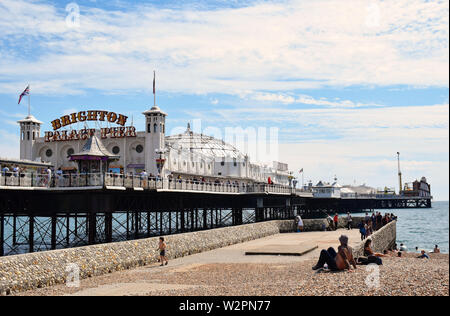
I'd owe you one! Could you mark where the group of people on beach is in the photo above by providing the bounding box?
[358,212,397,241]
[311,236,442,273]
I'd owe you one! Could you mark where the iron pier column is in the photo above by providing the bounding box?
[29,215,34,253]
[0,213,4,256]
[88,212,96,245]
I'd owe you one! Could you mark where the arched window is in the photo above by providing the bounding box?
[147,123,151,133]
[27,131,30,140]
[154,123,157,133]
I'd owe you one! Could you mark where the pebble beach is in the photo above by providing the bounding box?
[13,252,448,296]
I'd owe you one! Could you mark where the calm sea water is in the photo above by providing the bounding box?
[353,200,449,253]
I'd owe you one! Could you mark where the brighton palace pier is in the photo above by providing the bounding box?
[0,104,432,256]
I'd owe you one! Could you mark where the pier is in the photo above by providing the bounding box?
[0,172,431,257]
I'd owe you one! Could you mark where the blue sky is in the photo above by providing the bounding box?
[0,0,448,200]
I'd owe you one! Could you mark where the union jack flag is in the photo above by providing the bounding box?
[18,85,30,104]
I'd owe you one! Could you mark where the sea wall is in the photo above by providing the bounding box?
[0,220,291,295]
[353,220,397,257]
[301,217,364,231]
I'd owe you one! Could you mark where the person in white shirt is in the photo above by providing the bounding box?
[399,243,408,252]
[297,215,304,232]
[46,168,52,187]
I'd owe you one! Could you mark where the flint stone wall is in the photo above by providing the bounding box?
[352,220,397,257]
[300,217,364,232]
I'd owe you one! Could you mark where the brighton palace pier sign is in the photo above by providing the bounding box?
[44,110,137,142]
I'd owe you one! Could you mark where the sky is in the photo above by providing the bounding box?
[0,0,448,200]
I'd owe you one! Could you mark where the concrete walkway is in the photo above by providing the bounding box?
[19,228,362,296]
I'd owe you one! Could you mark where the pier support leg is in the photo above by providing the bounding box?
[134,211,139,239]
[105,213,112,243]
[203,209,207,229]
[88,212,96,245]
[160,212,163,235]
[210,209,214,228]
[51,215,57,250]
[66,215,70,246]
[147,211,151,237]
[12,215,17,246]
[0,213,4,257]
[29,215,34,253]
[181,211,185,232]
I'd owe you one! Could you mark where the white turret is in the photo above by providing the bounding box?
[143,105,167,177]
[17,115,42,161]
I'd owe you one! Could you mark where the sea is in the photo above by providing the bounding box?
[353,200,449,253]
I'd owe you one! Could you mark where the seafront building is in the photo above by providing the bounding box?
[12,105,291,186]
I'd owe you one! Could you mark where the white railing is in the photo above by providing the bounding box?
[0,172,295,195]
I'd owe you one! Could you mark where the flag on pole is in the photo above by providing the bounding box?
[18,85,30,104]
[299,168,304,173]
[153,71,156,95]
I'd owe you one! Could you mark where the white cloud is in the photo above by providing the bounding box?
[250,92,380,107]
[0,0,448,95]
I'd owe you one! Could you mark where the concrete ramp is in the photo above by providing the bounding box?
[245,243,318,256]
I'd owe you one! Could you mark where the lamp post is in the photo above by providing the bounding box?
[397,152,402,196]
[155,148,166,179]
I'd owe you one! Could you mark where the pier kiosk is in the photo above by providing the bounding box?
[69,134,119,174]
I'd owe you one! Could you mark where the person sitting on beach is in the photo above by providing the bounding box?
[417,250,429,259]
[399,243,408,252]
[312,235,357,272]
[363,239,385,258]
[432,245,440,253]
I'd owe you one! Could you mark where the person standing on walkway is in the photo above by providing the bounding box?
[46,167,52,188]
[296,215,304,232]
[333,213,339,231]
[158,237,168,266]
[346,212,353,230]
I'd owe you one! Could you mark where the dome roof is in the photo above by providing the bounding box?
[165,124,246,160]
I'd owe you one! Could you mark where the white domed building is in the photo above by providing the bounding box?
[17,105,291,186]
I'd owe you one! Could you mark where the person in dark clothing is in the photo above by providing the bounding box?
[313,247,339,271]
[312,235,357,272]
[376,213,383,230]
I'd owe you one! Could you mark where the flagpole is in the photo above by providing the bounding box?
[153,71,156,107]
[28,84,30,116]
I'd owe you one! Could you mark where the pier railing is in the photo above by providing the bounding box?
[0,172,294,195]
